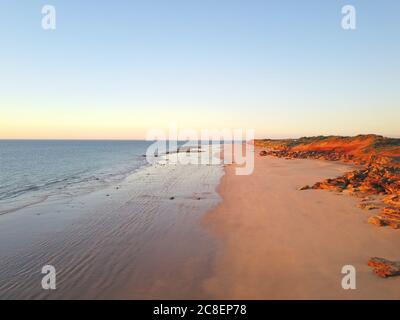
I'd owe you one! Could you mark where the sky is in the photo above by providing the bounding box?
[0,0,399,139]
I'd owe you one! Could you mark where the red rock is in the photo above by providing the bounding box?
[368,216,385,227]
[368,215,400,229]
[382,195,400,207]
[256,135,400,228]
[357,203,379,210]
[368,257,400,278]
[382,207,400,217]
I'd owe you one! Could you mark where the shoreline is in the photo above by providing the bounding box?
[1,143,399,299]
[0,146,224,299]
[202,146,400,299]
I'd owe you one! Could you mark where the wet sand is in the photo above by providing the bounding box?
[0,149,223,299]
[203,146,400,299]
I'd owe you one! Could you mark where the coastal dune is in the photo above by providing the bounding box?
[203,148,400,299]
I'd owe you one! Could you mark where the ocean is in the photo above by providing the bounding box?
[0,140,155,214]
[0,139,223,299]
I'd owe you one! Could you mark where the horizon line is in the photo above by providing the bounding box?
[1,133,399,141]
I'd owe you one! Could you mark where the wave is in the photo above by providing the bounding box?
[0,155,150,209]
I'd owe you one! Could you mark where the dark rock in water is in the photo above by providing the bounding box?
[368,257,400,278]
[106,194,110,197]
[169,197,175,200]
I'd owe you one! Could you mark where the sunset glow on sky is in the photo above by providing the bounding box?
[1,0,399,139]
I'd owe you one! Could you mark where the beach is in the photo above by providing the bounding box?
[0,143,399,299]
[2,0,400,306]
[202,146,400,299]
[0,145,224,299]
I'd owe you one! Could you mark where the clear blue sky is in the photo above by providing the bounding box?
[1,0,399,139]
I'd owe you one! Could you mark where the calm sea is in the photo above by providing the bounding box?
[0,140,157,214]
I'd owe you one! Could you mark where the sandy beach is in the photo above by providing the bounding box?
[1,143,399,299]
[202,146,400,299]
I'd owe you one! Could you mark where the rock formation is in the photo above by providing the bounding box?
[256,135,400,278]
[368,257,400,278]
[255,135,400,229]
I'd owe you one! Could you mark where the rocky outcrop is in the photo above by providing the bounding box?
[254,135,400,165]
[368,204,400,229]
[256,135,400,229]
[306,164,400,194]
[259,149,359,163]
[382,194,400,207]
[357,203,379,210]
[368,215,400,229]
[368,257,400,278]
[298,164,400,229]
